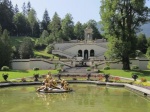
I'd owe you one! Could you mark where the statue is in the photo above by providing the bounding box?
[84,27,93,42]
[36,73,71,93]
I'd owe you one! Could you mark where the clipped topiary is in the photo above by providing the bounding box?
[33,67,39,71]
[2,73,9,81]
[131,65,139,71]
[1,66,10,71]
[103,66,110,70]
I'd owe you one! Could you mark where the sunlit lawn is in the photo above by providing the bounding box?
[100,69,150,81]
[0,70,59,82]
[34,50,59,59]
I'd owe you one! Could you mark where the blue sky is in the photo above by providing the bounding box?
[12,0,150,24]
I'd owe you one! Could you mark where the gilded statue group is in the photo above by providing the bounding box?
[37,72,70,92]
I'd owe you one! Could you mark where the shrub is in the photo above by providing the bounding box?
[86,68,91,71]
[33,67,39,71]
[98,69,101,73]
[141,78,147,82]
[45,45,53,54]
[57,68,61,72]
[103,66,110,70]
[131,65,139,70]
[1,66,10,71]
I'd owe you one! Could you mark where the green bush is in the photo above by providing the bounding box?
[45,45,53,54]
[98,69,101,73]
[1,66,10,71]
[33,67,39,71]
[131,65,139,70]
[86,68,91,71]
[103,66,110,70]
[57,68,61,72]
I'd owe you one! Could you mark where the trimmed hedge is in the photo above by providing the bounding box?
[103,66,110,70]
[1,66,10,71]
[33,67,39,71]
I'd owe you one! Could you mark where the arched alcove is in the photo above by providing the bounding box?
[78,50,82,57]
[90,49,94,57]
[84,50,88,60]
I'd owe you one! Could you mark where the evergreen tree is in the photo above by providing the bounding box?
[33,20,40,37]
[22,2,26,16]
[87,20,102,40]
[0,0,14,34]
[0,29,12,68]
[41,9,50,31]
[48,12,62,42]
[0,24,2,36]
[100,0,150,70]
[14,4,19,14]
[61,13,74,40]
[27,1,31,13]
[74,21,84,40]
[8,0,14,13]
[13,13,29,36]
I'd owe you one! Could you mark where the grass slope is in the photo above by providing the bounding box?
[10,36,58,59]
[34,50,58,59]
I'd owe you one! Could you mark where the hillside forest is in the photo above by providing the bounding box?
[0,0,150,70]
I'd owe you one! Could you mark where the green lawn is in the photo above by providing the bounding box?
[0,70,59,82]
[34,50,59,59]
[1,69,150,82]
[100,69,150,81]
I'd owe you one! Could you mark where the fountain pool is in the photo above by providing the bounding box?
[0,84,150,112]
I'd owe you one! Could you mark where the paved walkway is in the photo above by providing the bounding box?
[125,84,150,96]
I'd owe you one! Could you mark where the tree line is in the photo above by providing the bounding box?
[1,0,150,70]
[0,0,102,40]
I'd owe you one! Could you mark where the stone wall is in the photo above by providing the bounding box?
[11,59,149,70]
[12,59,57,70]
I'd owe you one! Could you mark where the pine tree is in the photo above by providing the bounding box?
[48,12,62,42]
[41,9,50,31]
[0,29,12,68]
[22,2,26,16]
[74,21,84,40]
[61,13,74,40]
[14,4,19,14]
[27,1,31,13]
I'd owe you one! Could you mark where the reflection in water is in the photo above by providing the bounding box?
[36,92,69,106]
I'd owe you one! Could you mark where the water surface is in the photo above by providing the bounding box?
[0,84,150,112]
